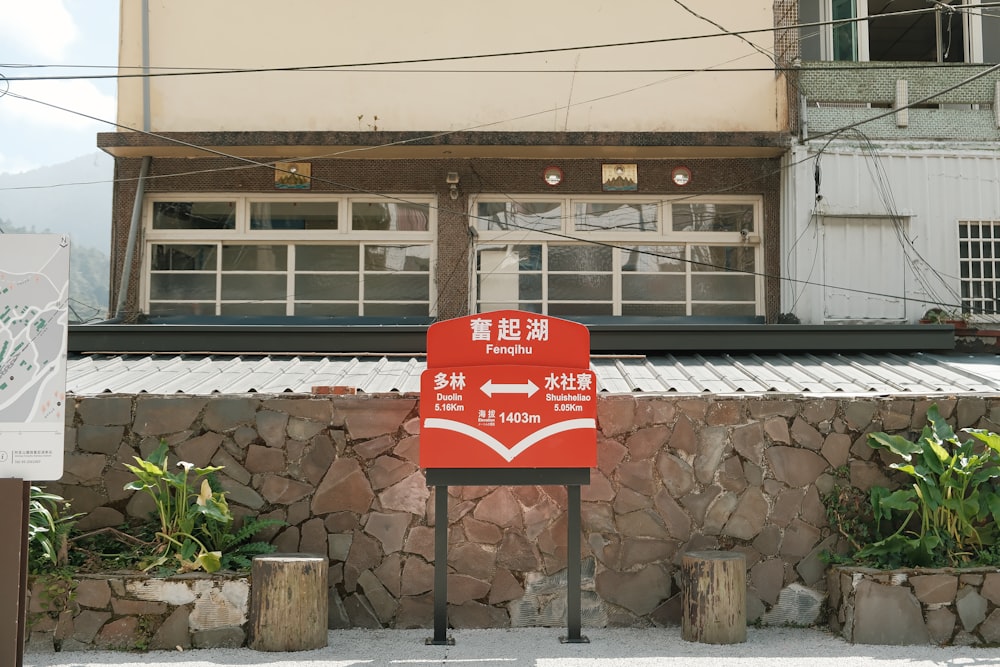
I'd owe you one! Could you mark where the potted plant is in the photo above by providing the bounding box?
[824,404,1000,645]
[919,308,970,329]
[26,440,284,652]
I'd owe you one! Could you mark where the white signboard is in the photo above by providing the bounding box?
[0,235,70,480]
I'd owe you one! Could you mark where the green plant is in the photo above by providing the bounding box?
[854,404,1000,568]
[203,515,285,571]
[123,439,230,573]
[28,486,80,573]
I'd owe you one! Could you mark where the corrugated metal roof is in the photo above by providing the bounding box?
[66,352,1000,396]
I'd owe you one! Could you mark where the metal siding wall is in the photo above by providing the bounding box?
[787,146,1000,323]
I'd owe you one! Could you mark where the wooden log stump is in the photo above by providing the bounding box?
[249,553,329,652]
[681,550,746,644]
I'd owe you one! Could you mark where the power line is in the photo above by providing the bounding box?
[0,4,977,83]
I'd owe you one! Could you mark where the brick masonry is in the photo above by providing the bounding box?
[40,393,1000,647]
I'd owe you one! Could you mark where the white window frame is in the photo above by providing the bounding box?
[470,194,764,317]
[808,0,992,63]
[142,194,437,317]
[958,220,1000,320]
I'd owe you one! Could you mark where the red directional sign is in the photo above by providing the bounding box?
[420,311,596,469]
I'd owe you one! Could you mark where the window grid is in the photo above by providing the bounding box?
[959,220,1000,316]
[473,196,762,317]
[145,195,435,317]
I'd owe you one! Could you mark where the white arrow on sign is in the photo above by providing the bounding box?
[480,379,539,398]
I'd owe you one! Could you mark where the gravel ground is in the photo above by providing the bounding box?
[21,626,1000,667]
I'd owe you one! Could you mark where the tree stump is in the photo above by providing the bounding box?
[248,553,329,651]
[681,550,746,644]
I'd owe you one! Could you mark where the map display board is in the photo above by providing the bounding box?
[0,235,70,480]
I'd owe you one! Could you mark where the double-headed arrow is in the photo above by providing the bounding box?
[480,378,539,398]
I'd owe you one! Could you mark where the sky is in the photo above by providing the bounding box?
[0,0,119,174]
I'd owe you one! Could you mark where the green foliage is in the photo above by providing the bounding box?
[28,486,80,574]
[123,439,230,573]
[203,516,285,571]
[843,404,1000,568]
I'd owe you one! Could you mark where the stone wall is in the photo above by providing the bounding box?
[27,573,248,652]
[52,393,1000,632]
[828,566,1000,645]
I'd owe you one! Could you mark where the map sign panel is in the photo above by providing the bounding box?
[0,235,70,480]
[420,364,596,468]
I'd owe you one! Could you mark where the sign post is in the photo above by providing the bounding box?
[0,235,71,667]
[419,310,595,644]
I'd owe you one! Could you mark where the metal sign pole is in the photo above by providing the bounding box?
[0,479,29,667]
[427,484,454,645]
[561,484,589,644]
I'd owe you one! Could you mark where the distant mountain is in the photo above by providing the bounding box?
[0,152,113,253]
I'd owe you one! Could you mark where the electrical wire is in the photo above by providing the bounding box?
[3,3,991,83]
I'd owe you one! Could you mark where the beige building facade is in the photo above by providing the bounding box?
[102,1,795,323]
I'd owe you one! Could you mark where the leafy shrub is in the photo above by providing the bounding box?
[829,404,1000,568]
[28,486,79,574]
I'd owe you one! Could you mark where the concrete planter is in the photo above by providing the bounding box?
[827,565,1000,645]
[26,572,250,653]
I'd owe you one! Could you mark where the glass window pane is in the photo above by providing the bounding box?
[222,245,288,271]
[221,302,287,316]
[831,0,858,61]
[672,204,754,233]
[475,202,562,232]
[152,202,236,230]
[691,275,756,301]
[295,302,361,316]
[221,274,286,300]
[574,203,657,232]
[549,274,612,301]
[149,273,216,300]
[799,0,821,60]
[250,202,338,230]
[690,246,756,272]
[621,246,685,272]
[151,244,217,271]
[986,9,1000,63]
[295,274,359,301]
[352,202,430,231]
[549,246,612,271]
[296,245,359,271]
[623,274,686,301]
[364,245,431,271]
[364,274,429,300]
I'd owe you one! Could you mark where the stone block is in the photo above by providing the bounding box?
[365,511,411,554]
[256,410,289,447]
[174,432,224,468]
[359,570,399,623]
[722,487,768,540]
[337,398,415,440]
[74,578,112,609]
[790,417,824,450]
[852,580,930,645]
[94,616,140,649]
[245,444,285,474]
[287,416,325,441]
[259,474,312,505]
[150,606,192,651]
[133,397,206,436]
[77,425,125,454]
[626,426,670,460]
[380,472,431,517]
[956,586,988,632]
[203,398,256,432]
[262,398,334,422]
[759,583,824,627]
[910,574,958,605]
[657,451,695,498]
[450,601,509,629]
[926,607,957,645]
[765,447,829,488]
[313,458,374,514]
[78,397,132,426]
[595,565,670,616]
[596,396,636,437]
